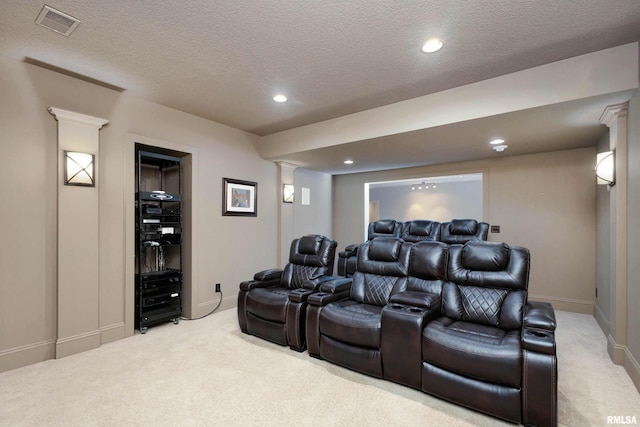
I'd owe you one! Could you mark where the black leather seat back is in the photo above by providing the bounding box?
[439,219,489,244]
[281,235,337,289]
[351,237,411,306]
[367,219,402,240]
[444,241,530,330]
[407,240,448,294]
[401,220,441,243]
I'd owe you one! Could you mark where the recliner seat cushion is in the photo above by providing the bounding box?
[422,317,522,388]
[245,286,289,323]
[319,300,383,348]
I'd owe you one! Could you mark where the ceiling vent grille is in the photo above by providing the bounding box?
[35,5,80,36]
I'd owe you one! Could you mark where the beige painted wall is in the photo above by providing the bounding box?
[0,56,279,371]
[625,91,640,389]
[293,168,332,239]
[334,148,596,313]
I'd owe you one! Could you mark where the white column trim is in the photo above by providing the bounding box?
[277,162,299,267]
[48,107,108,129]
[49,106,108,359]
[599,102,629,366]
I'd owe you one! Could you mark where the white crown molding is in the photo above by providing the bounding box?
[599,102,629,128]
[48,107,108,129]
[276,161,299,172]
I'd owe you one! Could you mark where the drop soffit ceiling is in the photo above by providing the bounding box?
[1,1,639,173]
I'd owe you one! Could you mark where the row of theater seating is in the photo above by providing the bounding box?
[237,234,557,426]
[338,218,489,276]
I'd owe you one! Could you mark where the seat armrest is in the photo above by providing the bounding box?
[345,243,359,252]
[288,288,315,303]
[302,274,337,290]
[523,301,557,355]
[239,278,280,291]
[524,301,557,331]
[319,277,352,294]
[338,244,359,258]
[522,328,556,355]
[307,277,352,306]
[239,268,283,291]
[253,268,283,281]
[389,291,441,310]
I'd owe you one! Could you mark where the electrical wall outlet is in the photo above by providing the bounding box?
[215,283,221,293]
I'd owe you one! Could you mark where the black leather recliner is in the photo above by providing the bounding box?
[439,218,489,244]
[237,234,337,351]
[307,238,450,383]
[421,241,557,426]
[401,219,441,242]
[307,237,411,377]
[337,219,403,277]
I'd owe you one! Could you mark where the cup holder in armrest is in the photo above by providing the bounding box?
[315,292,326,297]
[528,330,550,338]
[387,304,425,314]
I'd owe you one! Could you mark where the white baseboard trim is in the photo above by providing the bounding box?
[0,339,55,373]
[56,330,101,359]
[593,304,610,336]
[528,294,594,314]
[624,347,640,393]
[100,322,125,344]
[1,323,128,372]
[193,295,235,318]
[607,334,626,365]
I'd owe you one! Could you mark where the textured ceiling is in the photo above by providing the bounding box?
[1,1,640,173]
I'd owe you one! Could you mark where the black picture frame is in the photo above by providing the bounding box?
[222,178,257,217]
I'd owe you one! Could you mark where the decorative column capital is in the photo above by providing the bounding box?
[48,107,108,129]
[599,103,628,128]
[276,161,299,172]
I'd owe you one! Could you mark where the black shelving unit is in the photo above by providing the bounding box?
[135,147,182,334]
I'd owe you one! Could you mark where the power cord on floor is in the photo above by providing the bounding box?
[180,290,223,321]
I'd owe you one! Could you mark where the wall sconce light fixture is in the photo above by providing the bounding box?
[64,151,95,186]
[283,184,294,203]
[595,150,615,187]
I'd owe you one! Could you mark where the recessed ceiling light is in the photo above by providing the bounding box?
[344,160,354,165]
[492,144,508,152]
[273,94,287,103]
[421,38,443,53]
[490,138,505,145]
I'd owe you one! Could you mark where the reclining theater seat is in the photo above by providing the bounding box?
[237,234,337,351]
[439,218,489,244]
[421,241,557,426]
[401,220,441,243]
[337,219,402,277]
[306,237,411,378]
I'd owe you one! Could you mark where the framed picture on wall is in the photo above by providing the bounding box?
[222,178,257,217]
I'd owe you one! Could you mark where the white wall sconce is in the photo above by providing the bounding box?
[283,184,294,203]
[64,151,95,186]
[595,150,615,187]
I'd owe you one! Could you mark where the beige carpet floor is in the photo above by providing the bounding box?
[0,308,638,426]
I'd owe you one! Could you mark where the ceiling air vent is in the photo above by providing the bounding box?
[35,5,80,36]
